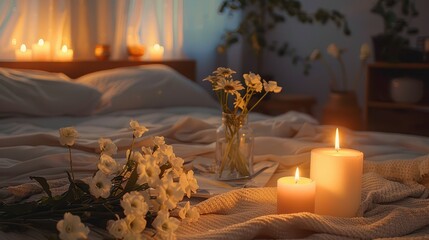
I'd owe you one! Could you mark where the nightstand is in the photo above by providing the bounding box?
[255,94,316,116]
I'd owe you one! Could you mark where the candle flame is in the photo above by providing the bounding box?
[61,45,68,52]
[154,44,160,50]
[294,167,300,183]
[38,39,44,46]
[20,44,27,52]
[335,128,340,151]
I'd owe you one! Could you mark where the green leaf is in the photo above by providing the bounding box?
[123,165,139,193]
[29,176,52,199]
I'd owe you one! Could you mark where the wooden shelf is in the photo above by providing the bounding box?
[367,101,429,112]
[365,63,429,136]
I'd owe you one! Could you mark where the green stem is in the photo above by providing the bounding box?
[68,146,74,180]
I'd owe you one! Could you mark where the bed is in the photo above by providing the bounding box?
[0,61,429,239]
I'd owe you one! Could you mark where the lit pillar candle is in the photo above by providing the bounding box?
[277,167,316,214]
[56,45,73,61]
[32,39,51,61]
[310,128,363,217]
[148,43,164,60]
[15,44,32,61]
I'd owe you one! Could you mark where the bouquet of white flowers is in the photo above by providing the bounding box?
[0,120,199,240]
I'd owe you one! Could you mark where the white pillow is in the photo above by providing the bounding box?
[0,68,102,117]
[76,64,219,113]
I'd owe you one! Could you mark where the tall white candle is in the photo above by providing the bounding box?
[310,128,363,217]
[277,167,315,214]
[32,39,51,61]
[15,44,32,61]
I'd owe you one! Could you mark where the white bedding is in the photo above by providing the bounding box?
[0,63,429,239]
[1,105,429,239]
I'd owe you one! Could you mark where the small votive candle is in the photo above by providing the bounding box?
[55,45,73,61]
[32,39,51,61]
[148,43,164,60]
[94,44,110,60]
[277,167,315,214]
[15,44,32,61]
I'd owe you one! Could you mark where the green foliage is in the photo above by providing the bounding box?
[371,0,420,62]
[371,0,419,37]
[217,0,351,73]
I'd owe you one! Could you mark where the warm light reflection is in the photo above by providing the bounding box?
[294,167,300,183]
[11,39,17,46]
[20,44,27,52]
[153,43,161,50]
[38,39,45,46]
[61,45,68,52]
[335,128,340,151]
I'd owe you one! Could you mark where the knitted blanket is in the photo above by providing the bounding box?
[176,158,429,239]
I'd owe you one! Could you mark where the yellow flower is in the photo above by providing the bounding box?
[98,138,117,156]
[179,201,200,223]
[243,72,263,92]
[263,80,282,93]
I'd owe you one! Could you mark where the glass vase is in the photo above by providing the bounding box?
[216,112,254,180]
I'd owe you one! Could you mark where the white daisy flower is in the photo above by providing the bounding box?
[98,138,117,156]
[179,170,199,198]
[129,120,148,138]
[56,212,90,240]
[98,154,121,175]
[89,171,111,198]
[107,217,129,239]
[213,67,236,77]
[214,78,244,94]
[152,209,180,240]
[179,201,200,223]
[120,191,149,217]
[59,127,78,147]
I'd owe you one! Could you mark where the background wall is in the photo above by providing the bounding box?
[182,0,242,93]
[256,0,429,119]
[183,0,429,120]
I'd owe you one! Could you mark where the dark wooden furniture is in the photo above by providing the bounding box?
[0,60,196,80]
[365,62,429,136]
[254,94,316,116]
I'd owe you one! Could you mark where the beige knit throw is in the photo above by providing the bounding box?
[176,157,429,240]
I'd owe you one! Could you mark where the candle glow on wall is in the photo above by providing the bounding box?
[15,44,32,61]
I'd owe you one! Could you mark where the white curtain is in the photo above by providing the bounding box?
[0,0,183,60]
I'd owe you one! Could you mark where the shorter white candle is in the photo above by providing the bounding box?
[55,45,73,61]
[277,167,315,214]
[149,43,164,60]
[32,39,51,61]
[15,44,32,61]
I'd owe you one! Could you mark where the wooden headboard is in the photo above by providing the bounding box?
[0,60,196,81]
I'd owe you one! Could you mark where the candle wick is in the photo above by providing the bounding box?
[295,180,298,184]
